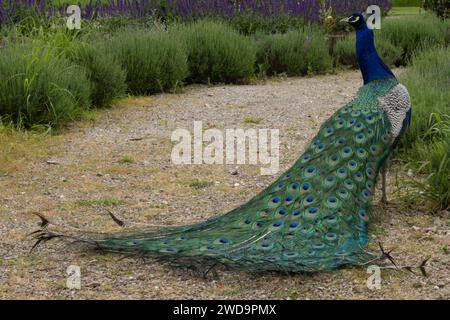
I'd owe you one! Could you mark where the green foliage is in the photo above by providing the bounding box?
[388,6,423,16]
[1,12,448,132]
[333,36,357,66]
[50,0,109,5]
[108,28,188,94]
[334,35,403,67]
[119,155,135,164]
[2,3,51,33]
[423,0,450,18]
[175,21,257,83]
[404,128,450,212]
[401,47,450,146]
[188,179,212,189]
[75,197,126,207]
[81,16,166,36]
[65,42,127,107]
[399,47,450,211]
[377,14,447,64]
[244,116,263,124]
[391,0,422,6]
[2,26,127,112]
[256,28,333,76]
[229,11,307,35]
[0,44,91,128]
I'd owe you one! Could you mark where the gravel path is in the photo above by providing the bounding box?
[0,70,449,299]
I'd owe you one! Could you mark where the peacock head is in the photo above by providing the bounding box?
[340,13,366,30]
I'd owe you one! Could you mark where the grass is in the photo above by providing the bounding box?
[0,126,56,174]
[75,197,126,207]
[244,116,263,124]
[444,246,449,255]
[392,0,422,6]
[401,47,450,147]
[398,46,450,212]
[188,179,212,190]
[256,27,333,77]
[119,155,135,164]
[0,43,92,128]
[149,203,167,209]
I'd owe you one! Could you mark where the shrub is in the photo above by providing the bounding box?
[108,28,188,94]
[65,42,127,107]
[0,2,50,30]
[175,21,257,83]
[423,0,450,19]
[229,12,307,35]
[0,44,91,128]
[334,35,403,67]
[256,28,333,76]
[377,14,447,64]
[391,0,422,6]
[398,47,450,211]
[333,36,357,66]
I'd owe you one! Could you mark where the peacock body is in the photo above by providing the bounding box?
[98,77,408,272]
[34,14,412,273]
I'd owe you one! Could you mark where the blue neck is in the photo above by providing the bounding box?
[356,24,396,84]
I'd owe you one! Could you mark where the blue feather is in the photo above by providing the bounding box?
[354,17,396,84]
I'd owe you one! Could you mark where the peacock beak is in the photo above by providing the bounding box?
[340,16,351,23]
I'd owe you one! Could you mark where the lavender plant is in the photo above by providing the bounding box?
[0,0,392,25]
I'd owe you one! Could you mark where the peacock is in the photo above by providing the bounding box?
[32,13,412,273]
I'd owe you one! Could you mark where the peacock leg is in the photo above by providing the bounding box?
[381,163,388,205]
